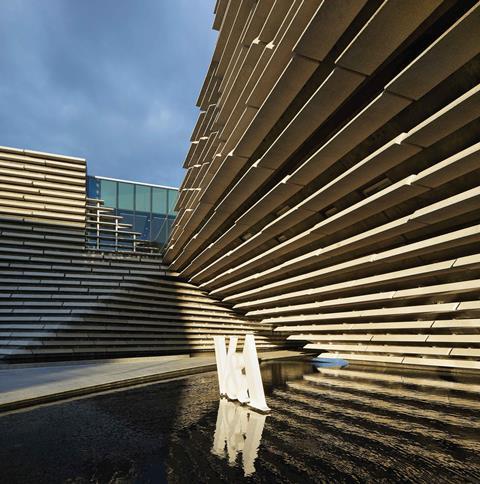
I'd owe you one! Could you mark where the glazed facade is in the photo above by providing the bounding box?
[87,175,178,246]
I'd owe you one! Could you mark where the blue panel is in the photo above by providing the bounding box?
[86,176,100,199]
[135,185,151,212]
[167,189,178,215]
[117,209,134,231]
[100,180,117,208]
[134,213,150,239]
[152,187,167,215]
[151,215,167,244]
[159,221,168,245]
[118,182,134,210]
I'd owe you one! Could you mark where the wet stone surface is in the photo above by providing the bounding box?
[0,360,479,483]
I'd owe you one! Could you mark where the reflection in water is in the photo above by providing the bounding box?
[260,359,316,389]
[212,399,266,476]
[1,360,480,483]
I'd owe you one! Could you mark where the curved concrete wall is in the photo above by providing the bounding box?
[166,1,480,371]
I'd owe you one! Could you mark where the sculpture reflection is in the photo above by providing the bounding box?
[212,398,267,477]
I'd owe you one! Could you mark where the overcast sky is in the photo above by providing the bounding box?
[0,0,217,187]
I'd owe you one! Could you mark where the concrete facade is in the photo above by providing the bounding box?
[166,1,480,371]
[0,146,282,361]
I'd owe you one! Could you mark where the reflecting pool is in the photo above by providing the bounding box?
[1,359,479,483]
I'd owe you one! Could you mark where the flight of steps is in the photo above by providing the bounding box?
[0,144,285,361]
[0,226,282,361]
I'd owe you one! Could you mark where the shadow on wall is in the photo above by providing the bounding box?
[0,217,283,362]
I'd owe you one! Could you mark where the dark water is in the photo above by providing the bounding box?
[1,360,479,483]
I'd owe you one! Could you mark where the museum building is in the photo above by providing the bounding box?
[166,0,480,372]
[1,0,480,372]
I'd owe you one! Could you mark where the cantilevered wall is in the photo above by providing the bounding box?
[166,0,480,371]
[0,146,280,360]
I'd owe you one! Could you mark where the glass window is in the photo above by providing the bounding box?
[159,222,168,245]
[152,187,167,214]
[100,180,117,208]
[151,215,167,243]
[167,189,178,215]
[166,216,176,239]
[118,182,134,210]
[134,213,149,238]
[117,210,134,230]
[135,185,151,213]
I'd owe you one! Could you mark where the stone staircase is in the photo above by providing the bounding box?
[0,220,282,360]
[0,144,284,361]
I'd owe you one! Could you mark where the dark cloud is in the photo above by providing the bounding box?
[0,0,217,186]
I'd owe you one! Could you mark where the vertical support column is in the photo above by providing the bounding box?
[96,200,100,250]
[115,216,119,252]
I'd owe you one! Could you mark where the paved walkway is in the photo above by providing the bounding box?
[0,350,305,412]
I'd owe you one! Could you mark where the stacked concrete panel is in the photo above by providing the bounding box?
[0,146,279,361]
[166,1,480,371]
[0,250,280,360]
[0,145,86,231]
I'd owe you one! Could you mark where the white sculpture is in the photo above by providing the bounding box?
[212,398,267,477]
[213,334,270,412]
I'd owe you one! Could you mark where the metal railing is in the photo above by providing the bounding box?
[85,198,161,254]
